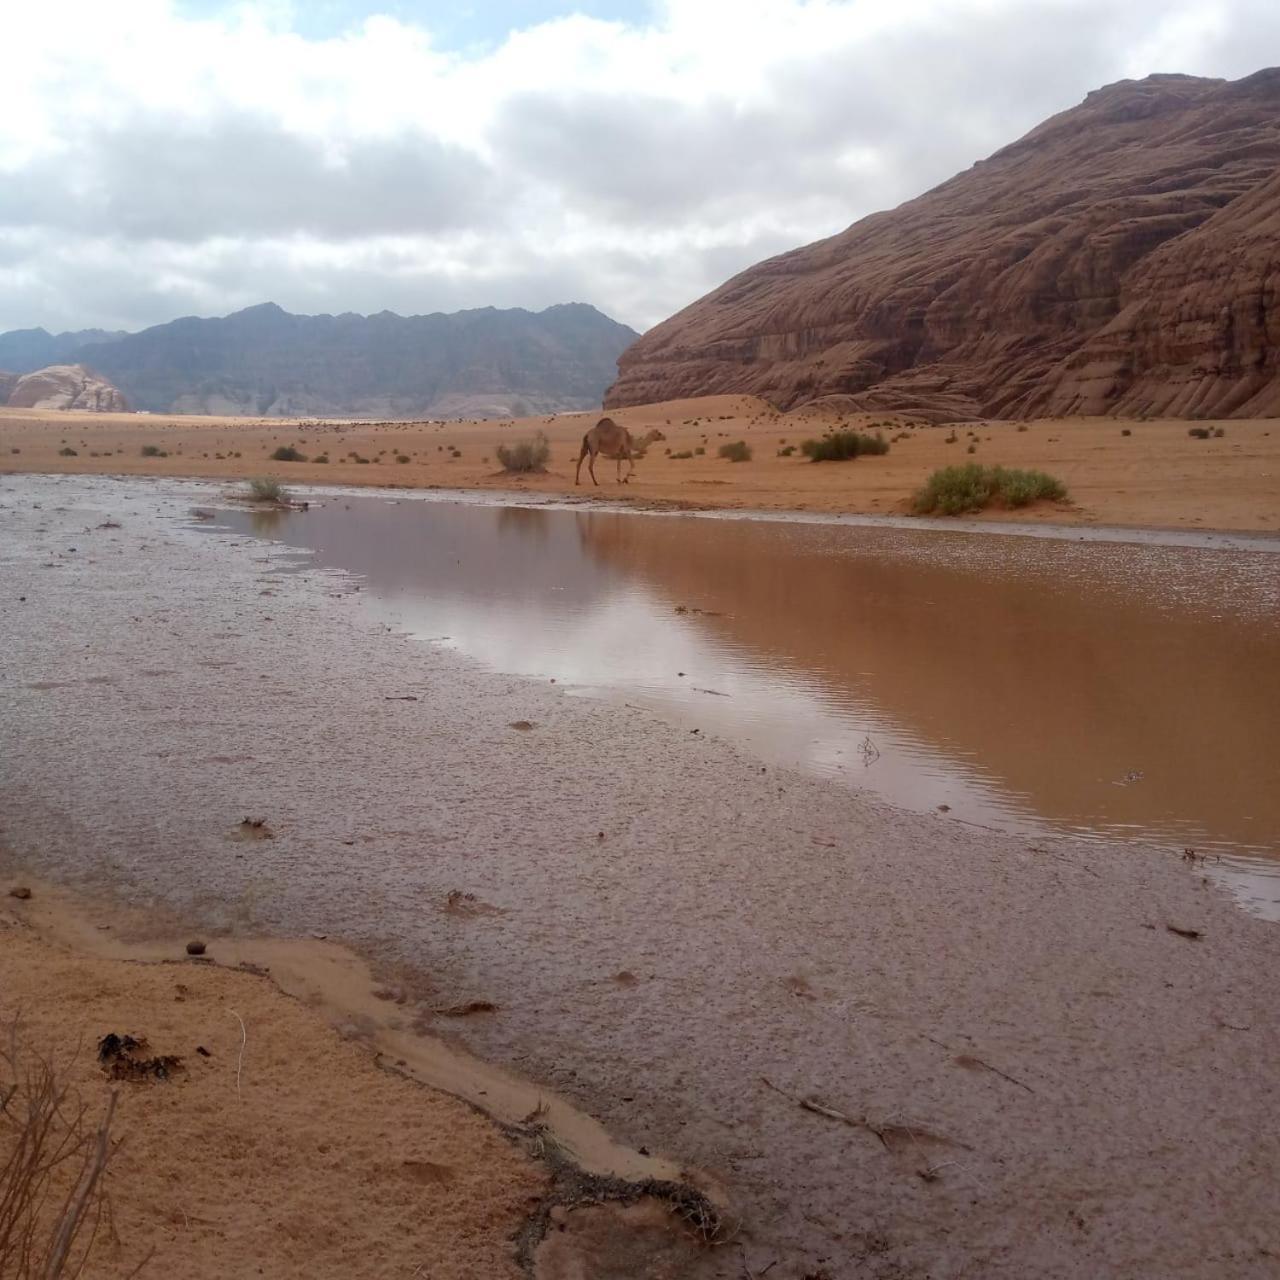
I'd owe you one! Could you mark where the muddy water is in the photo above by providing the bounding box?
[210,494,1280,909]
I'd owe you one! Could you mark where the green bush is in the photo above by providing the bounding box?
[496,431,550,473]
[270,445,307,461]
[140,444,163,457]
[247,477,286,502]
[669,450,694,460]
[912,464,1067,515]
[717,440,752,462]
[58,446,78,457]
[800,430,889,462]
[1188,427,1211,439]
[777,445,796,457]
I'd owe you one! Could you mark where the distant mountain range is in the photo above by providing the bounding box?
[0,302,638,418]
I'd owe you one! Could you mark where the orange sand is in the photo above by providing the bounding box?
[2,395,1277,532]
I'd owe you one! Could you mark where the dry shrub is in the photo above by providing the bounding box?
[496,431,551,473]
[0,1020,120,1278]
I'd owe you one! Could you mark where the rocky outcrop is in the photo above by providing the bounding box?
[0,372,16,403]
[607,70,1280,420]
[0,302,638,419]
[6,364,130,412]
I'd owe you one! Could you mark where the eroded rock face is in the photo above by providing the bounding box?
[0,372,16,403]
[607,70,1280,420]
[6,364,130,412]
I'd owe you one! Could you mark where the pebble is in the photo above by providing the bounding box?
[8,886,32,900]
[185,940,207,956]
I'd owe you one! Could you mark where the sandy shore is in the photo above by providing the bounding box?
[0,899,543,1279]
[2,394,1278,532]
[3,473,1279,1277]
[0,882,717,1279]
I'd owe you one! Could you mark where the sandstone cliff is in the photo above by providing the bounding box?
[6,364,130,412]
[607,70,1280,420]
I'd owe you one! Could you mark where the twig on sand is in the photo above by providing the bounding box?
[45,1091,117,1278]
[760,1077,883,1145]
[230,1010,246,1097]
[760,1077,973,1160]
[922,1035,1035,1094]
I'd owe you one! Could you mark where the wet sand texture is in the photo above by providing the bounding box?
[3,475,1280,1277]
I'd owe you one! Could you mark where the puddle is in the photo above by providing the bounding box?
[205,493,1280,912]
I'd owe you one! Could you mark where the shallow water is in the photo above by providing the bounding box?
[208,492,1280,912]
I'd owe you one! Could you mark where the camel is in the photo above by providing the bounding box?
[574,418,666,485]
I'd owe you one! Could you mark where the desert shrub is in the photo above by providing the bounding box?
[496,431,550,473]
[57,447,77,457]
[1121,429,1132,437]
[966,444,977,454]
[314,454,329,463]
[247,477,286,503]
[1016,424,1029,432]
[0,1023,118,1278]
[694,446,705,455]
[912,464,1067,515]
[270,445,307,462]
[800,430,889,462]
[1213,427,1225,437]
[10,448,19,454]
[777,445,796,457]
[670,450,694,460]
[944,431,958,444]
[718,440,752,462]
[395,454,410,464]
[140,444,162,456]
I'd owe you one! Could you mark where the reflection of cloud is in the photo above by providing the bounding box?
[369,575,1033,831]
[4,1,1279,332]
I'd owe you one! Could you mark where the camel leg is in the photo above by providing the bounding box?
[588,450,599,486]
[575,439,587,485]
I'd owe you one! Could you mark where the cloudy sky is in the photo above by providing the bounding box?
[2,0,1275,336]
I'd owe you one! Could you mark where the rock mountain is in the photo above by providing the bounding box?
[607,70,1280,420]
[0,302,637,419]
[2,364,130,412]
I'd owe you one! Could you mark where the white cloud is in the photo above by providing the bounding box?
[0,0,1275,335]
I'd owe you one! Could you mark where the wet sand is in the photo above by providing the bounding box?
[3,393,1279,533]
[4,474,1280,1277]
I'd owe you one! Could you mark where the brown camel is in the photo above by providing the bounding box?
[574,418,666,485]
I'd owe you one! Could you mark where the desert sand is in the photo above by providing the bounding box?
[2,473,1278,1277]
[2,394,1278,533]
[0,901,543,1279]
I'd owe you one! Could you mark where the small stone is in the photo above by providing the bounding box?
[9,886,32,900]
[185,940,207,956]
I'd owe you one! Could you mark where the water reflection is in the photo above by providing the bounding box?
[207,496,1280,910]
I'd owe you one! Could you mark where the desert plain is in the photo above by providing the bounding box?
[3,393,1278,532]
